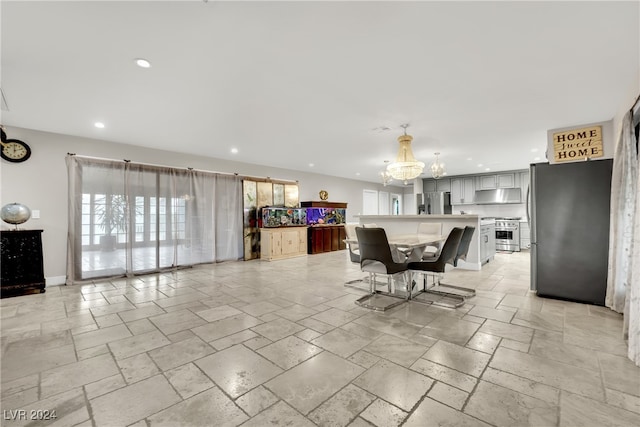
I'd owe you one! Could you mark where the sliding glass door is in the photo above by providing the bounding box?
[66,156,242,283]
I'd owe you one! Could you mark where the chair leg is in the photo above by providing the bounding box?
[410,271,465,308]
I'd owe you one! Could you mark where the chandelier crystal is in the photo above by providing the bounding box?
[430,152,446,179]
[386,125,425,185]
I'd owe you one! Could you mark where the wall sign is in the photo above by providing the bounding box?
[552,125,603,163]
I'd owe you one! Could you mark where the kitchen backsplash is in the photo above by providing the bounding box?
[453,203,527,218]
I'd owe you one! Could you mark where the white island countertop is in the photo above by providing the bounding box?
[355,214,479,220]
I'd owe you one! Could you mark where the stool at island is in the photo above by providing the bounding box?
[1,229,46,297]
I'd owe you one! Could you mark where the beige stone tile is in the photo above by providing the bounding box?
[77,343,110,360]
[418,316,481,346]
[242,400,315,427]
[275,304,319,322]
[117,353,160,384]
[500,338,530,352]
[149,309,207,335]
[465,380,558,426]
[529,335,599,370]
[423,341,490,377]
[598,352,640,398]
[353,359,432,412]
[360,398,407,427]
[1,374,39,398]
[410,358,477,393]
[125,318,158,335]
[352,313,422,340]
[243,335,273,350]
[235,385,279,417]
[108,329,170,359]
[117,304,165,322]
[348,350,382,370]
[147,386,249,426]
[148,335,214,371]
[467,305,515,322]
[295,328,322,342]
[404,397,491,427]
[311,328,371,359]
[210,329,259,350]
[362,334,427,367]
[489,347,604,401]
[7,388,90,427]
[481,367,559,404]
[41,353,119,397]
[466,331,501,354]
[73,324,132,351]
[605,388,640,415]
[511,309,564,332]
[165,362,214,399]
[191,313,262,342]
[340,321,385,341]
[0,386,39,410]
[196,344,282,399]
[297,317,336,334]
[559,390,640,426]
[257,335,323,369]
[308,384,376,427]
[267,352,364,415]
[1,344,77,383]
[251,317,306,341]
[478,319,533,343]
[195,304,243,322]
[84,374,126,400]
[89,301,137,317]
[90,375,181,426]
[428,381,468,410]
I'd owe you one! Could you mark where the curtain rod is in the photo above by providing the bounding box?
[66,153,299,184]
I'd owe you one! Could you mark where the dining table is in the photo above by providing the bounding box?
[344,233,445,263]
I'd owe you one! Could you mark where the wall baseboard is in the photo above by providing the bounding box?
[45,276,67,286]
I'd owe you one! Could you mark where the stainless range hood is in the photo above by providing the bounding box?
[473,188,522,204]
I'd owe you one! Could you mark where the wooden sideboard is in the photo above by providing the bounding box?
[260,227,308,261]
[307,225,346,254]
[1,230,46,297]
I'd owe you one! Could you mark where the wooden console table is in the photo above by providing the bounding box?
[1,230,46,297]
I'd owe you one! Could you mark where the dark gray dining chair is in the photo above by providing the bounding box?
[354,227,410,311]
[407,227,466,308]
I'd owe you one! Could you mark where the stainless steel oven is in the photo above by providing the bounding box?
[495,218,520,252]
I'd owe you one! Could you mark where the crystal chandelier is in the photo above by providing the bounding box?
[380,170,393,186]
[430,152,446,179]
[386,124,425,185]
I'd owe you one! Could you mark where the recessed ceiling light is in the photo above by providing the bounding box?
[135,58,151,68]
[443,172,448,176]
[230,148,238,154]
[531,148,539,153]
[477,164,483,167]
[534,157,541,161]
[467,158,472,161]
[485,168,491,171]
[309,163,314,167]
[355,172,360,176]
[94,122,105,128]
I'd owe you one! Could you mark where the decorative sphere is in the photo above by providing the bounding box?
[1,203,31,225]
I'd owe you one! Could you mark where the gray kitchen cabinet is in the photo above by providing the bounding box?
[423,179,437,192]
[497,173,517,188]
[480,223,496,264]
[451,177,475,205]
[478,175,497,189]
[435,178,451,192]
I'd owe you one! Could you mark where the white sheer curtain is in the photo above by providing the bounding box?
[66,156,243,284]
[605,107,640,366]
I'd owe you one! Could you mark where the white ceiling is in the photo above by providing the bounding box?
[2,1,638,184]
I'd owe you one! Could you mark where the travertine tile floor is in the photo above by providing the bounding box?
[2,251,640,426]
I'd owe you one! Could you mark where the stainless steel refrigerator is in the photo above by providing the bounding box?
[417,192,452,215]
[528,159,612,305]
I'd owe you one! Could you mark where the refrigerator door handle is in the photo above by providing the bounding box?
[525,185,531,227]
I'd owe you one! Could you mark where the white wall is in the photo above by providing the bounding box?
[0,126,404,283]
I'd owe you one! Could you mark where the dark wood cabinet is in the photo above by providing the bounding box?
[1,230,46,297]
[307,225,346,254]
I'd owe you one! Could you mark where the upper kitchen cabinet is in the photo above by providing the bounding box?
[436,178,451,192]
[424,179,437,192]
[423,178,450,192]
[450,177,475,205]
[477,173,519,189]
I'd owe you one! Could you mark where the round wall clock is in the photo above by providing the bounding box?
[1,139,32,163]
[319,190,329,200]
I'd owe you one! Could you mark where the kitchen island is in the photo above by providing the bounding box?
[355,215,482,270]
